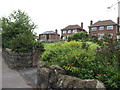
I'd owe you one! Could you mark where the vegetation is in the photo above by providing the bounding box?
[95,40,120,89]
[1,10,37,52]
[68,32,88,41]
[1,9,119,89]
[41,40,120,89]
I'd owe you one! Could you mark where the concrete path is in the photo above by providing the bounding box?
[19,67,37,88]
[0,48,2,90]
[1,48,32,89]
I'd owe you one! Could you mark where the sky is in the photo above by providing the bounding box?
[0,0,119,36]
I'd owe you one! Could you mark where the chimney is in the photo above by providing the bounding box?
[117,17,119,25]
[55,29,58,34]
[90,20,93,26]
[81,22,83,28]
[117,17,120,33]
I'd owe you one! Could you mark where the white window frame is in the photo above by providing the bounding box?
[63,30,66,33]
[73,29,77,33]
[91,27,97,31]
[99,26,104,30]
[107,25,113,30]
[68,30,71,33]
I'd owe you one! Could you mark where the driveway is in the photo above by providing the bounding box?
[1,48,32,89]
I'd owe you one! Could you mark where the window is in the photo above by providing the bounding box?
[91,27,97,31]
[99,26,104,30]
[68,30,71,33]
[107,25,113,30]
[73,29,77,33]
[63,30,66,33]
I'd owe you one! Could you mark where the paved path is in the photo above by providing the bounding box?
[0,48,2,90]
[19,67,37,88]
[1,48,32,89]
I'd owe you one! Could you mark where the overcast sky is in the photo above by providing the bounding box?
[0,0,119,35]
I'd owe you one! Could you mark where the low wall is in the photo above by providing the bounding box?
[37,61,106,90]
[2,49,33,69]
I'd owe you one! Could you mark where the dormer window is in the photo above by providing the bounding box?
[91,27,97,31]
[107,25,113,30]
[73,29,77,33]
[63,30,66,33]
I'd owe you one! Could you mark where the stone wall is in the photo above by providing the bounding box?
[2,48,33,69]
[37,61,106,90]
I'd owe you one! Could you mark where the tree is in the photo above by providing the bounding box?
[68,32,88,41]
[2,10,37,52]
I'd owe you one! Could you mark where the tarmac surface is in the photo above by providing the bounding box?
[1,48,33,89]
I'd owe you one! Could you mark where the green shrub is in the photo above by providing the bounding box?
[42,41,99,77]
[40,40,59,43]
[95,41,120,89]
[10,33,35,53]
[41,40,120,89]
[68,32,88,41]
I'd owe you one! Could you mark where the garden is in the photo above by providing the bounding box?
[1,10,120,89]
[40,32,120,89]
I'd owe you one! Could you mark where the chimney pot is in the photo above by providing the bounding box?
[55,29,58,34]
[90,20,93,26]
[117,17,120,33]
[81,22,83,28]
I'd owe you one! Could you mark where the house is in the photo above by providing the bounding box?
[61,23,87,40]
[89,19,119,40]
[38,29,60,41]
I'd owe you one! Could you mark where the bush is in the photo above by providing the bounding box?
[41,40,120,89]
[68,32,88,41]
[10,33,35,52]
[95,41,120,89]
[34,41,45,53]
[42,41,99,77]
[40,40,59,43]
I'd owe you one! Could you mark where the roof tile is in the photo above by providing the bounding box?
[90,20,117,27]
[62,25,82,30]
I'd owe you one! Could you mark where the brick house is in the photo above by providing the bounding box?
[88,19,119,40]
[61,23,87,40]
[38,29,60,41]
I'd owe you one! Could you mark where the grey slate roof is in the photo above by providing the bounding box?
[41,31,56,35]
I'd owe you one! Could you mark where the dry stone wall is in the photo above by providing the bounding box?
[37,61,106,90]
[2,48,33,69]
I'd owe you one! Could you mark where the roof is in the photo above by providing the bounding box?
[89,20,117,27]
[41,31,56,35]
[39,31,59,35]
[62,25,82,30]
